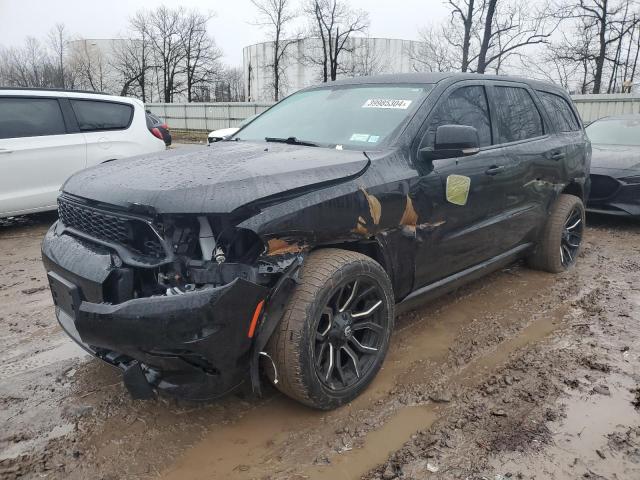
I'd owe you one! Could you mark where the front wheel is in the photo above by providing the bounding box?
[265,249,395,410]
[528,193,585,273]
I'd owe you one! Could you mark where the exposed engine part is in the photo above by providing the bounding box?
[197,216,216,261]
[166,284,196,296]
[259,351,278,384]
[214,246,226,264]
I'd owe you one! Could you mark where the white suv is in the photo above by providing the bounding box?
[0,89,166,218]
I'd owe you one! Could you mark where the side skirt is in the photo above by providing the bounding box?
[397,243,533,314]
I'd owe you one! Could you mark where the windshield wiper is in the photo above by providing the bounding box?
[265,136,319,147]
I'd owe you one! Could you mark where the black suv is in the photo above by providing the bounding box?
[42,73,590,409]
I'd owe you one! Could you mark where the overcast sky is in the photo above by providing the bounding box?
[0,0,449,66]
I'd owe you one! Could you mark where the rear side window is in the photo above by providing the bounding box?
[536,91,580,132]
[70,100,133,132]
[424,85,492,147]
[492,87,544,143]
[0,97,66,139]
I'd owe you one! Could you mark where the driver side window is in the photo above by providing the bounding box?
[421,85,492,149]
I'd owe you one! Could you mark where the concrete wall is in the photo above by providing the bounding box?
[148,94,640,132]
[145,102,273,131]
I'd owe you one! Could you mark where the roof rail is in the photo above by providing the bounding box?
[0,86,109,95]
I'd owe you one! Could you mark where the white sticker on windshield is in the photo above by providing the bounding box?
[368,135,380,143]
[350,133,370,142]
[362,99,412,109]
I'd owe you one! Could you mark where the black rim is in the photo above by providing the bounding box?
[561,206,583,267]
[313,277,387,391]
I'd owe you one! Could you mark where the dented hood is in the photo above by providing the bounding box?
[62,142,370,214]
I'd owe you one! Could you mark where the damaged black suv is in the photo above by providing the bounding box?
[42,73,590,409]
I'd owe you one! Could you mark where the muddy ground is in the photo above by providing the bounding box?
[0,213,638,480]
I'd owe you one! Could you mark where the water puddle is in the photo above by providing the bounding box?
[491,372,640,478]
[307,406,437,480]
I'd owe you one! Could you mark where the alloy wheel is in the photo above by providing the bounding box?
[560,206,583,267]
[313,277,388,391]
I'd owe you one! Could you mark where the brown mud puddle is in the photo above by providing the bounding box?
[161,269,565,480]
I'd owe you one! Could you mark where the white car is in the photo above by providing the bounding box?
[0,89,166,218]
[207,113,260,145]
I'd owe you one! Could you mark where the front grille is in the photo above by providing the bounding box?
[58,197,165,259]
[589,174,620,200]
[58,200,131,244]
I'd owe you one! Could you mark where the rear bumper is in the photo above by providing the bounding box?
[42,224,268,400]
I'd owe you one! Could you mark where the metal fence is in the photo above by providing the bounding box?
[145,102,274,132]
[571,94,640,123]
[147,94,640,132]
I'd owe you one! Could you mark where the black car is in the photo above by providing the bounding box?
[42,73,590,409]
[585,114,640,217]
[145,112,171,146]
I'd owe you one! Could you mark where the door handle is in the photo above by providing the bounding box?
[550,151,565,161]
[0,149,12,154]
[485,165,505,176]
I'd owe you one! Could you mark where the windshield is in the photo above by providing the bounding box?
[235,84,433,149]
[586,117,640,146]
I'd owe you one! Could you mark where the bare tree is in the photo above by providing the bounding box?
[47,23,69,88]
[1,37,59,88]
[631,18,640,85]
[305,0,369,82]
[476,0,558,74]
[447,0,481,71]
[220,66,246,101]
[251,0,298,100]
[180,10,223,102]
[345,37,388,76]
[115,11,156,101]
[557,0,640,93]
[146,6,187,102]
[528,43,581,89]
[69,39,111,92]
[408,26,458,72]
[112,38,152,100]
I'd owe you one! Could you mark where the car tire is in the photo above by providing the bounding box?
[528,193,585,273]
[265,248,395,410]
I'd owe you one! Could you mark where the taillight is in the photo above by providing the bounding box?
[150,127,163,140]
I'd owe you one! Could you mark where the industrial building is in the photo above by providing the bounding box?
[243,37,425,101]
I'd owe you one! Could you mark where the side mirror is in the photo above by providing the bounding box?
[420,124,480,161]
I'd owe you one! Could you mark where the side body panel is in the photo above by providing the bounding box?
[0,95,86,216]
[81,102,165,165]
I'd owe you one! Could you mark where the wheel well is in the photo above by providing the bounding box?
[315,240,389,275]
[561,182,584,201]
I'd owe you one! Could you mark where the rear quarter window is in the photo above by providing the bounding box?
[536,91,580,132]
[70,100,134,132]
[0,97,66,139]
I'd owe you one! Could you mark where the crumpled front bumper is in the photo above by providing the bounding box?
[42,224,268,400]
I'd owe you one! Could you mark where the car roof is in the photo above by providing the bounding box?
[315,72,569,96]
[0,87,143,106]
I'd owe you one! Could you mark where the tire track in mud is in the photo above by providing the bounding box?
[159,269,569,480]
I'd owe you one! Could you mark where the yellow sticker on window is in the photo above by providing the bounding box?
[446,175,471,206]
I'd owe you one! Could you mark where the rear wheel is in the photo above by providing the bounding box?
[528,193,585,273]
[265,249,394,410]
